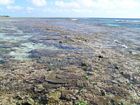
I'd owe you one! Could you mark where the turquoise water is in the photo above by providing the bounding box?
[49,18,140,52]
[0,18,82,61]
[75,18,140,54]
[76,18,140,28]
[0,18,140,62]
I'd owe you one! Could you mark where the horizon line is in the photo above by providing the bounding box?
[3,16,140,19]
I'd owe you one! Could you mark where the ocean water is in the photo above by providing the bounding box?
[0,18,140,62]
[75,18,140,28]
[74,18,140,55]
[51,18,140,53]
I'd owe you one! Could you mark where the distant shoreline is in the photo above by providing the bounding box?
[0,16,140,19]
[0,16,10,18]
[0,15,9,17]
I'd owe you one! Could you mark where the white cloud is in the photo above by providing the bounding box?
[54,0,140,18]
[55,0,80,9]
[55,0,140,10]
[31,0,47,7]
[26,7,34,13]
[6,5,23,11]
[77,0,94,9]
[92,0,140,10]
[55,0,94,9]
[0,0,14,5]
[6,5,35,14]
[1,0,140,18]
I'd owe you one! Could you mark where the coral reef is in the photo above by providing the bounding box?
[0,18,139,105]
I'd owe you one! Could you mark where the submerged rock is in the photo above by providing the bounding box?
[34,84,45,92]
[47,91,61,104]
[0,18,139,105]
[60,90,76,101]
[0,59,5,64]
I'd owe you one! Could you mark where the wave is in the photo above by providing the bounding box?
[114,40,128,48]
[115,19,140,23]
[71,18,78,21]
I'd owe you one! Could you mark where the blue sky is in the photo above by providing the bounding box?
[0,0,140,18]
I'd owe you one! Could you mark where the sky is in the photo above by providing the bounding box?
[0,0,140,18]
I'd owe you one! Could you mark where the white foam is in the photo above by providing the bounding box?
[71,19,78,21]
[121,44,128,48]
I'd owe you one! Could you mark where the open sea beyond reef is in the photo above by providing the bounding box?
[0,18,140,105]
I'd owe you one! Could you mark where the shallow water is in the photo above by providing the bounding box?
[78,18,140,55]
[0,18,140,105]
[0,18,140,61]
[0,18,85,61]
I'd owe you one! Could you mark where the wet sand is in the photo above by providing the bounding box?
[0,18,140,105]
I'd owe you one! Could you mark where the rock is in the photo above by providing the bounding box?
[113,64,119,70]
[76,80,89,88]
[59,41,63,44]
[75,37,87,42]
[35,76,46,83]
[90,101,98,105]
[60,90,76,101]
[21,102,32,105]
[100,90,106,96]
[132,76,140,84]
[81,62,88,67]
[34,84,45,92]
[47,91,61,104]
[84,93,94,101]
[75,100,88,105]
[86,71,94,75]
[14,95,23,100]
[104,86,128,97]
[49,91,61,100]
[120,72,131,80]
[81,62,92,71]
[16,97,35,105]
[46,79,67,84]
[0,60,5,64]
[98,55,103,59]
[109,64,119,70]
[108,99,122,105]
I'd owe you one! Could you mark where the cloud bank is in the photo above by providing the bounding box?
[0,0,140,18]
[0,0,14,5]
[54,0,140,17]
[31,0,47,7]
[55,0,140,10]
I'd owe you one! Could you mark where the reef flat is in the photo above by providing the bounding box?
[0,18,140,105]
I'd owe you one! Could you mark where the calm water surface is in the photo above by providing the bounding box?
[0,18,140,62]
